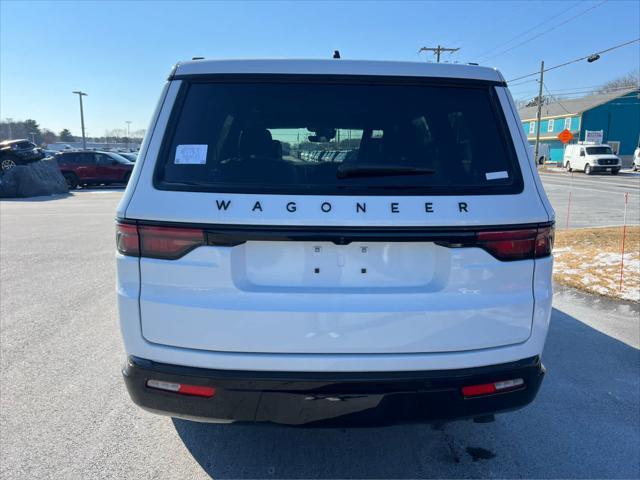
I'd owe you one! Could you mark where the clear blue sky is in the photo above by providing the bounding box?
[1,0,638,137]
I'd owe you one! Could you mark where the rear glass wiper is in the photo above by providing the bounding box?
[337,165,436,179]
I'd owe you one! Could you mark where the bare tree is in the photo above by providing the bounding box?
[523,94,560,108]
[596,71,639,94]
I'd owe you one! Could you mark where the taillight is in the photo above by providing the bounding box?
[116,222,204,259]
[476,225,554,261]
[139,225,205,259]
[534,226,554,257]
[116,222,139,256]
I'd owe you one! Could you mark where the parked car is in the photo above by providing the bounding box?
[633,146,640,171]
[563,143,621,175]
[0,139,45,171]
[56,150,133,189]
[116,59,554,427]
[333,149,358,163]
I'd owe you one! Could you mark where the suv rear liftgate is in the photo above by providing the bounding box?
[117,62,554,425]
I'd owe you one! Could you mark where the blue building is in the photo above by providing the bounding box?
[519,87,640,164]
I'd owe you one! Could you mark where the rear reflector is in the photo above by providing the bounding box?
[146,379,216,398]
[462,378,524,397]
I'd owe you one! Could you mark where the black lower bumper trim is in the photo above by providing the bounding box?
[123,356,545,427]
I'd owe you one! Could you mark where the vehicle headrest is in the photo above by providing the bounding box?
[239,128,273,159]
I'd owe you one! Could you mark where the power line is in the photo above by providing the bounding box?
[514,86,638,104]
[515,84,638,98]
[541,84,628,93]
[519,82,631,93]
[481,0,608,62]
[474,1,582,61]
[507,38,640,82]
[508,79,539,88]
[550,85,638,96]
[543,83,572,114]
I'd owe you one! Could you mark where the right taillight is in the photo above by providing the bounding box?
[476,225,554,261]
[534,226,554,258]
[116,221,205,260]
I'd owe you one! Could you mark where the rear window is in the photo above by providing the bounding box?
[155,76,523,195]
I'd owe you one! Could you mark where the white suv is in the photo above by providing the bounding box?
[116,59,555,426]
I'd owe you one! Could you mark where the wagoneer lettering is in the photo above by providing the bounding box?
[117,59,554,426]
[211,198,476,215]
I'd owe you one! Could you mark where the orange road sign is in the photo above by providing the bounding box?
[558,129,573,144]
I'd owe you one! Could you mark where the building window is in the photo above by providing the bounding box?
[547,119,554,132]
[564,117,571,130]
[529,121,535,134]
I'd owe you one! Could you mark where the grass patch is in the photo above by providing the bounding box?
[553,226,639,302]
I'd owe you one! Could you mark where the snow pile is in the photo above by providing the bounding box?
[554,250,640,302]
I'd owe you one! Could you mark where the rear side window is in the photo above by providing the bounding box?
[155,76,523,195]
[62,152,94,164]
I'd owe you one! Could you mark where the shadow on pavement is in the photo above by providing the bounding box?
[173,307,639,479]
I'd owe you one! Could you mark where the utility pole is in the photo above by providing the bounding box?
[6,118,13,139]
[419,45,460,63]
[72,91,88,150]
[125,121,132,150]
[533,60,544,166]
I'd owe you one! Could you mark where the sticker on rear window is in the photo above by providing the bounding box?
[485,171,509,180]
[175,145,208,165]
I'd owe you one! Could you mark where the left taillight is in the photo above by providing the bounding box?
[138,225,205,260]
[116,222,140,256]
[116,221,204,260]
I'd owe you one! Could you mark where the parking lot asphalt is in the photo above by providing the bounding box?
[1,187,639,479]
[539,169,640,230]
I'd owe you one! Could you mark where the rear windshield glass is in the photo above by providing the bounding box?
[155,77,522,195]
[586,146,612,155]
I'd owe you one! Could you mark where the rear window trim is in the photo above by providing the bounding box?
[153,74,524,196]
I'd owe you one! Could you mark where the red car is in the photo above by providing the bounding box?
[56,151,133,189]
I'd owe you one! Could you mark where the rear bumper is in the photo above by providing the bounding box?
[123,355,545,427]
